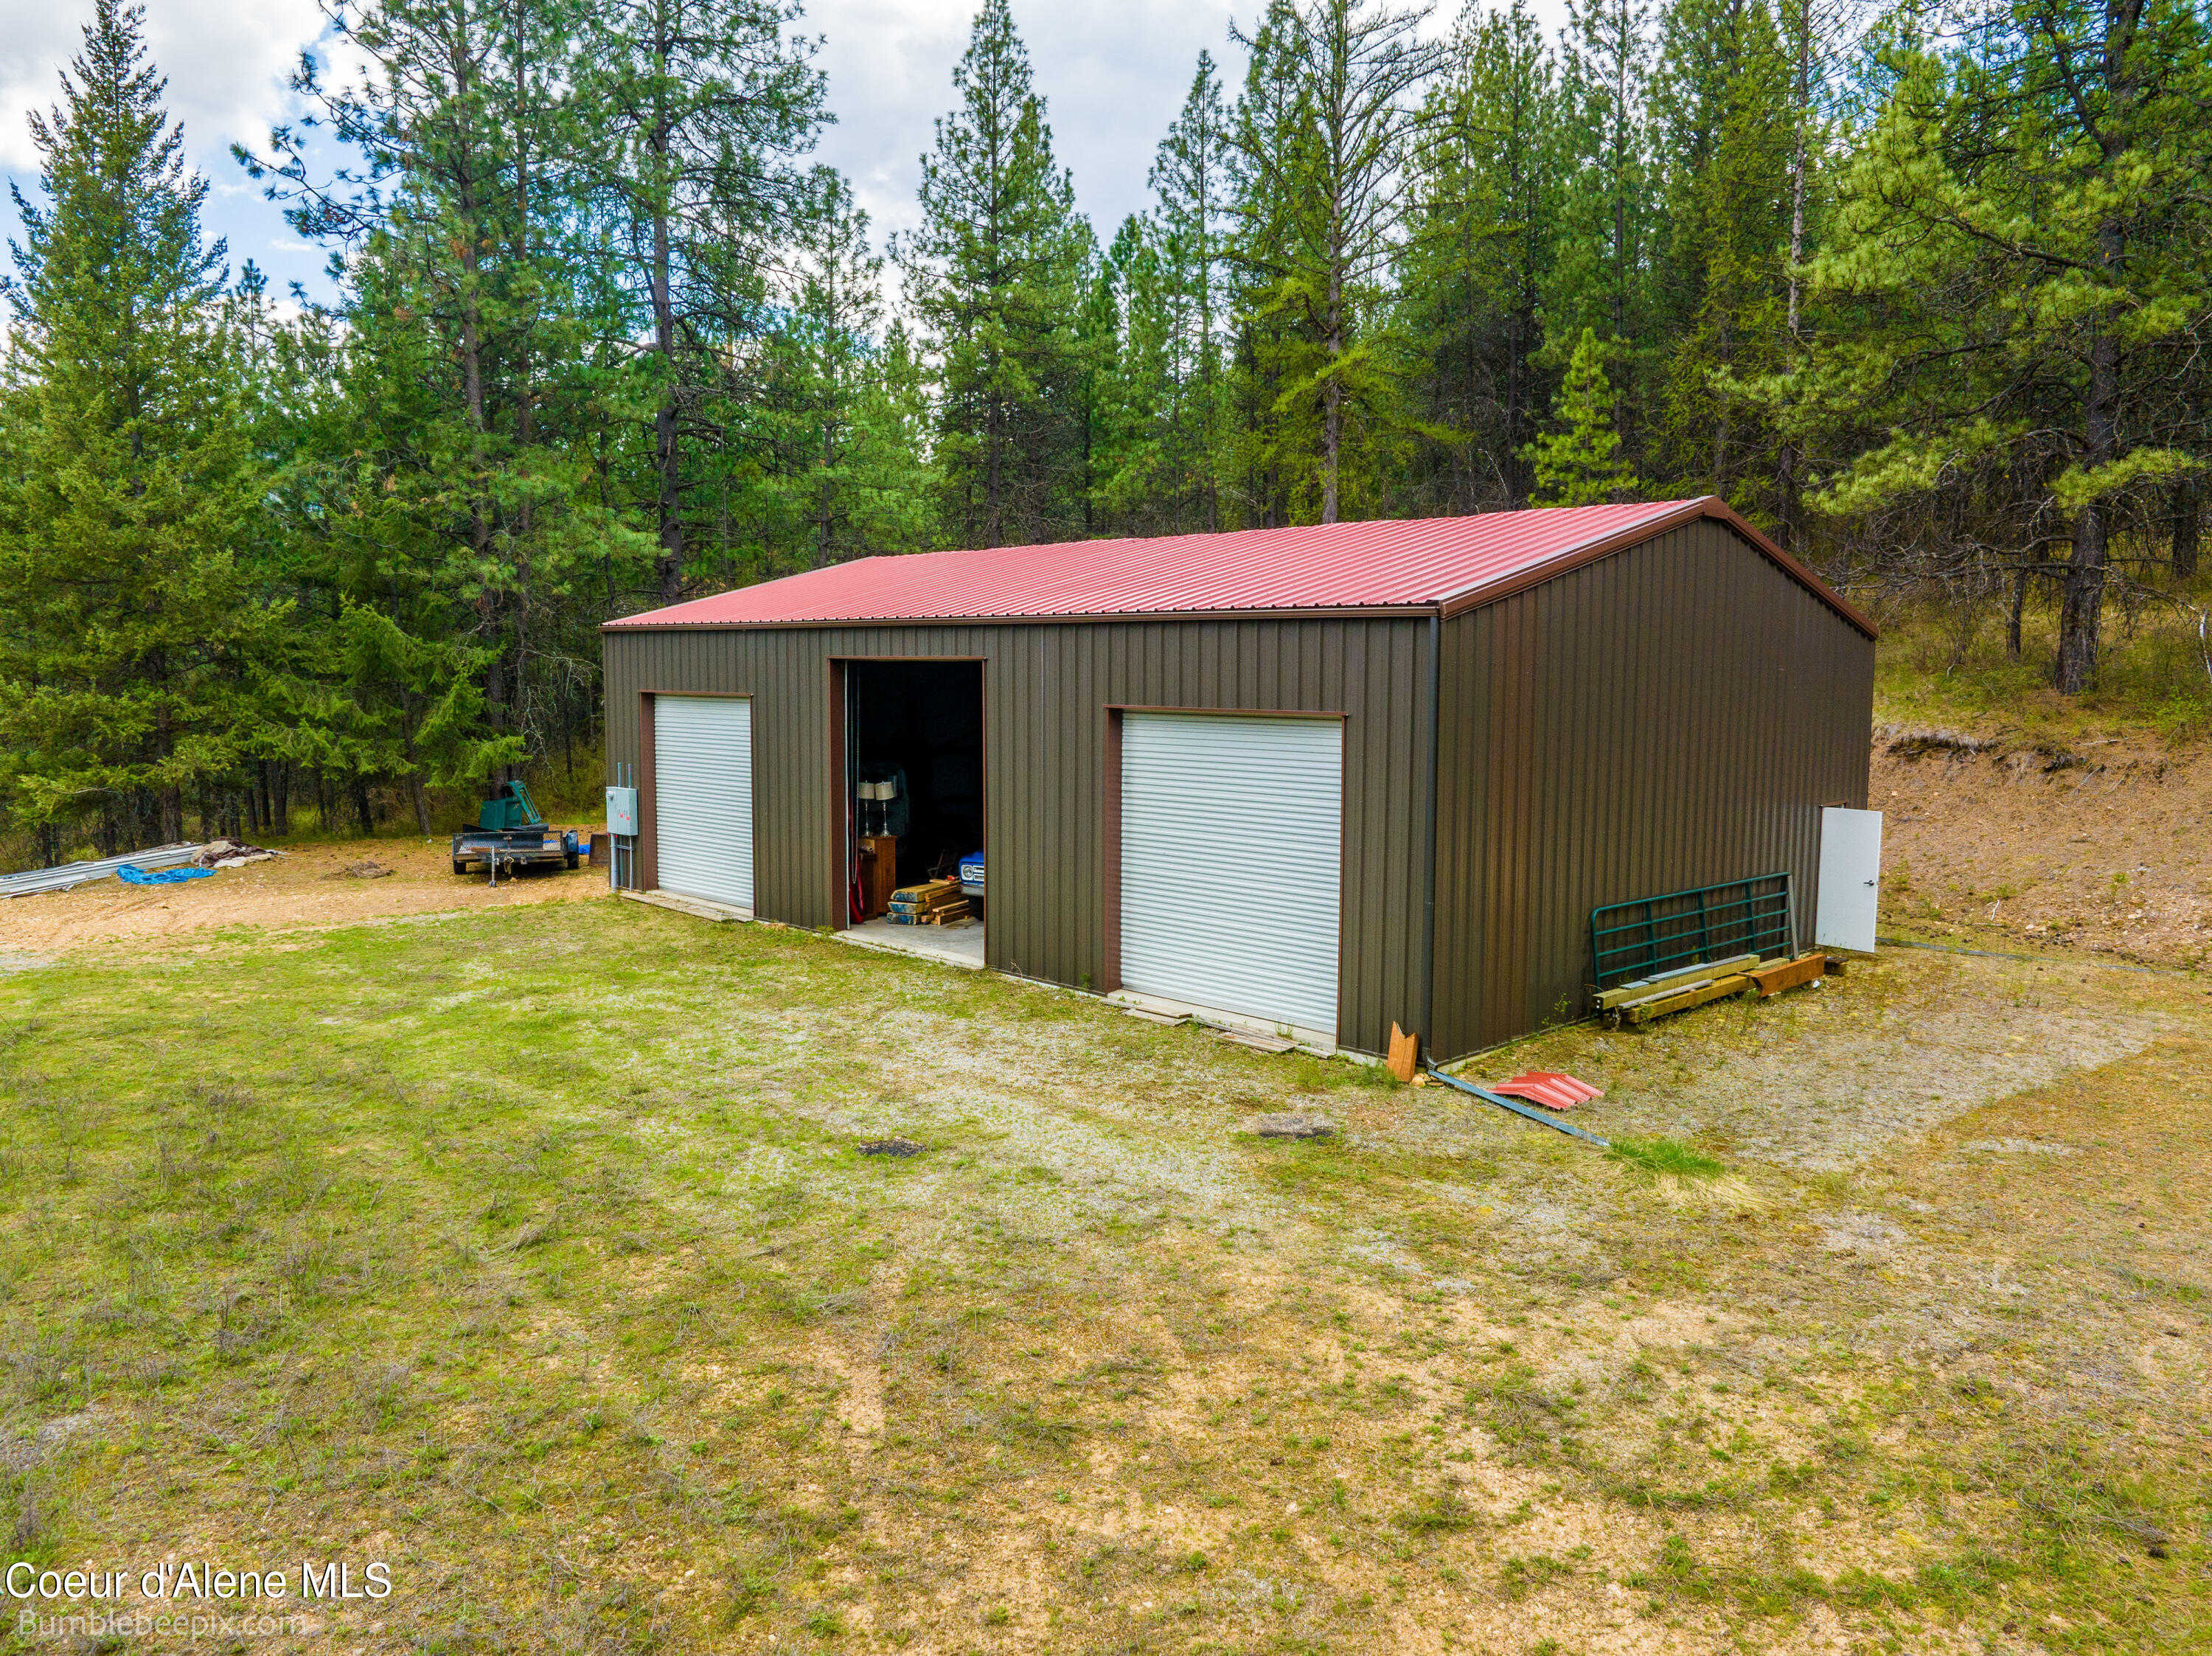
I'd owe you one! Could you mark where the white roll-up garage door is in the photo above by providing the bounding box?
[652,695,754,912]
[1119,712,1343,1041]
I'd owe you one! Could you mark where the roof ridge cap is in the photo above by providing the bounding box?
[1425,498,1703,609]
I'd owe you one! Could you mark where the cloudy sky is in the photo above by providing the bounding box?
[0,0,1234,303]
[1,0,1557,304]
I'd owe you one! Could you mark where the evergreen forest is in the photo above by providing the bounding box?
[4,0,2208,857]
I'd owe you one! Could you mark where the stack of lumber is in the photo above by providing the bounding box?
[887,877,971,925]
[1746,952,1830,998]
[1596,950,1832,1027]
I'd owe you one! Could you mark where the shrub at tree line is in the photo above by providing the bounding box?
[2,0,2206,861]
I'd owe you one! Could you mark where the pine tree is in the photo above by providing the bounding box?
[1526,327,1641,504]
[902,0,1091,548]
[758,174,938,571]
[1149,53,1232,529]
[588,0,828,600]
[0,0,279,852]
[1547,0,1658,486]
[1088,215,1181,535]
[1554,0,1655,352]
[268,240,544,833]
[869,319,940,535]
[1224,0,1323,528]
[1073,226,1121,535]
[1400,0,1564,510]
[1649,0,1793,501]
[1233,0,1449,523]
[1761,0,2212,691]
[243,0,650,791]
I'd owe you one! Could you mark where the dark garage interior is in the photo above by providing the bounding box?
[846,658,984,905]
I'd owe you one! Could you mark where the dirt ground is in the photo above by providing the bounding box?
[1876,726,2212,967]
[0,835,602,953]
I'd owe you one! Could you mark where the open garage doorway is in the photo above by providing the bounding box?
[838,658,986,967]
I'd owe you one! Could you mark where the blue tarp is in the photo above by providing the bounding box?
[116,863,213,886]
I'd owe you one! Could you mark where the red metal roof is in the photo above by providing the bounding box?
[605,496,1874,636]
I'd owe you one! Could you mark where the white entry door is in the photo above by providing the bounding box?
[1815,806,1882,953]
[653,696,755,912]
[1119,712,1342,1041]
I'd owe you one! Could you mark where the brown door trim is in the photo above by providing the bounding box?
[638,693,656,891]
[1102,706,1351,1025]
[827,661,848,928]
[638,689,753,898]
[1101,709,1124,993]
[831,656,990,936]
[1106,702,1349,720]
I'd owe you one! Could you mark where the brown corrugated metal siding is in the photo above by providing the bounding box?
[602,618,1438,1056]
[1430,518,1874,1057]
[605,515,1871,1062]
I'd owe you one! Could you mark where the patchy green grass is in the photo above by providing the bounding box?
[1605,1137,1728,1181]
[0,901,2206,1653]
[1873,590,2212,747]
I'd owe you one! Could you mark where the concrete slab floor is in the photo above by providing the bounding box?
[835,916,986,970]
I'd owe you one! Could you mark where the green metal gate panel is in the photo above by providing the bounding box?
[1589,872,1792,994]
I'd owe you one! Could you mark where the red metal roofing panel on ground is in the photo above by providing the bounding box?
[604,495,1877,636]
[1487,1071,1606,1111]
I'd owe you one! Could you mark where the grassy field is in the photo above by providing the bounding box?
[1,898,2207,1654]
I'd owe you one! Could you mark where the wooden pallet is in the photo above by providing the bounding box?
[886,876,969,925]
[888,904,971,925]
[890,877,961,905]
[1599,949,1834,1026]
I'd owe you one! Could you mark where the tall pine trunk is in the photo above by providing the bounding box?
[986,382,1005,546]
[650,91,684,602]
[1321,262,1343,525]
[2056,0,2142,694]
[1775,0,1811,555]
[448,45,507,771]
[2057,317,2118,693]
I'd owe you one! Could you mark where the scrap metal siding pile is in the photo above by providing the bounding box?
[0,843,206,898]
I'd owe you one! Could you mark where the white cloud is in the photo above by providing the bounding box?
[0,0,327,175]
[810,0,1249,252]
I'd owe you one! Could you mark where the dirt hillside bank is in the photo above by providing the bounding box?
[1876,725,2212,967]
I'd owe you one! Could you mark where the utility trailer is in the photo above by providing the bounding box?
[451,781,579,883]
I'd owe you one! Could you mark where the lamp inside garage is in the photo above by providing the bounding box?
[601,495,1877,1062]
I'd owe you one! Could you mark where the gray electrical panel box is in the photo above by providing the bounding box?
[605,786,639,837]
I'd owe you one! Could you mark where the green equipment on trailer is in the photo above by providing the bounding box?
[451,781,579,883]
